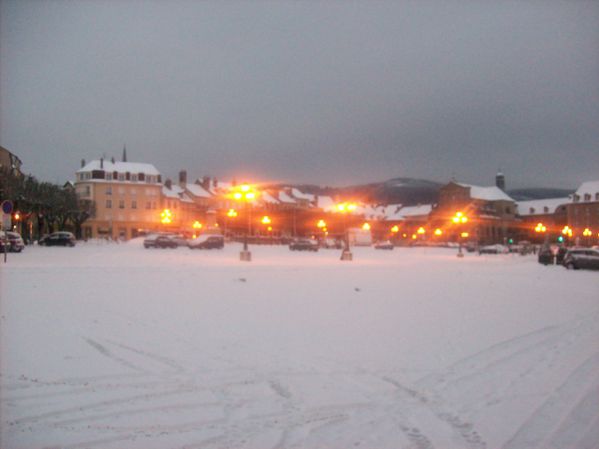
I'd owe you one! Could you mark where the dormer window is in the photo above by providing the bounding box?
[595,193,599,201]
[543,206,549,213]
[584,193,591,201]
[138,173,145,182]
[573,194,580,203]
[529,207,535,214]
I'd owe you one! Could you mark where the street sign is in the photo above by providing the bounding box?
[1,213,10,230]
[1,200,13,214]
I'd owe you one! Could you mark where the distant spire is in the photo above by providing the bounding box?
[122,144,127,162]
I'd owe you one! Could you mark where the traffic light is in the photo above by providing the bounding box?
[557,236,564,243]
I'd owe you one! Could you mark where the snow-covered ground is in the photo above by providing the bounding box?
[1,241,598,449]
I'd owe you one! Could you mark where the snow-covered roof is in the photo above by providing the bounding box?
[316,196,336,212]
[574,180,599,201]
[260,192,280,204]
[397,204,433,217]
[516,198,569,216]
[78,160,160,176]
[291,188,316,202]
[185,183,212,198]
[457,183,514,202]
[162,185,195,203]
[278,191,297,204]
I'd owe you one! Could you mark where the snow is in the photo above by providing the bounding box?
[278,191,297,204]
[185,183,213,199]
[1,243,598,449]
[574,180,599,200]
[78,160,161,176]
[291,188,315,202]
[516,198,569,216]
[458,183,514,202]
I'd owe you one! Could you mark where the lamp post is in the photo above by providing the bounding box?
[336,202,357,261]
[452,211,468,257]
[232,185,257,261]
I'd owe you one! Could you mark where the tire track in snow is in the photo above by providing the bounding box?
[501,351,599,449]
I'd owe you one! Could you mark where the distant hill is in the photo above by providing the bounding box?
[507,188,574,201]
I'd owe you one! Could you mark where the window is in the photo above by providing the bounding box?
[573,194,580,202]
[106,186,112,195]
[106,199,112,209]
[118,173,125,181]
[529,207,535,214]
[543,206,549,213]
[119,200,125,209]
[131,200,137,209]
[131,174,137,182]
[105,172,112,180]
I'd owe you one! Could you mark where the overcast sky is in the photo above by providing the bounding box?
[1,1,598,189]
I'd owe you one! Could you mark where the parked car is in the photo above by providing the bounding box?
[562,248,599,270]
[479,244,509,254]
[39,231,76,247]
[320,237,343,249]
[289,238,319,252]
[538,246,554,265]
[374,240,394,250]
[144,233,179,249]
[0,231,25,252]
[188,234,224,249]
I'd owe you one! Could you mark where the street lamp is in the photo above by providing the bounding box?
[452,211,468,257]
[161,209,173,225]
[231,184,258,261]
[336,202,357,261]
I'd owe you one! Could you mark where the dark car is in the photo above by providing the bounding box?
[39,231,76,247]
[289,238,319,252]
[538,246,554,265]
[144,233,178,249]
[0,231,25,252]
[188,234,224,249]
[562,248,599,270]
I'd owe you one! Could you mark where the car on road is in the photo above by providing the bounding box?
[39,231,76,247]
[479,244,509,254]
[320,237,343,249]
[144,233,179,249]
[0,231,25,252]
[289,238,319,252]
[374,240,394,250]
[562,248,599,270]
[538,246,554,265]
[188,234,224,250]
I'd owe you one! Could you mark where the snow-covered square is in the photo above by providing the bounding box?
[1,242,598,449]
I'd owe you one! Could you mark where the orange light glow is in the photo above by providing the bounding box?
[192,221,203,229]
[391,225,399,233]
[583,228,592,237]
[417,227,425,235]
[362,222,371,231]
[267,226,273,232]
[336,202,357,213]
[534,223,547,233]
[227,209,238,217]
[434,228,443,236]
[461,232,469,238]
[261,216,271,225]
[411,234,417,240]
[14,212,20,221]
[160,209,173,224]
[317,219,327,228]
[561,225,573,237]
[452,212,468,224]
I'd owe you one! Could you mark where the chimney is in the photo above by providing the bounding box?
[201,176,210,190]
[165,179,172,189]
[122,144,127,162]
[496,171,506,191]
[111,156,115,164]
[100,158,104,169]
[81,159,86,168]
[179,170,187,188]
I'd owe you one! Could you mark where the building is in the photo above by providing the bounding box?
[515,198,569,243]
[75,158,163,240]
[429,180,517,245]
[566,180,599,245]
[0,145,23,177]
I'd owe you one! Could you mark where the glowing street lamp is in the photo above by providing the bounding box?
[391,225,399,234]
[317,219,327,229]
[434,228,443,236]
[231,184,258,261]
[362,222,371,231]
[335,202,357,261]
[261,215,271,225]
[417,227,425,235]
[534,223,547,233]
[452,211,469,258]
[160,209,173,225]
[561,225,573,238]
[227,209,238,218]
